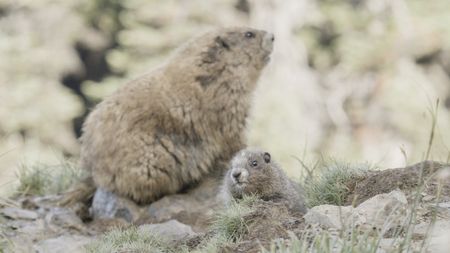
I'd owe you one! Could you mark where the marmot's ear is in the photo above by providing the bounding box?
[263,152,271,163]
[215,36,230,50]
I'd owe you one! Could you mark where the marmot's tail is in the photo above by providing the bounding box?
[58,176,96,207]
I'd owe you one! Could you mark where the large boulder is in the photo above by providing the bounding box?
[305,190,408,232]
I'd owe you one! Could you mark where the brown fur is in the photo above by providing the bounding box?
[78,27,274,203]
[221,148,307,213]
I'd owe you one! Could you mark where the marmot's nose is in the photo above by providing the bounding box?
[232,171,241,179]
[262,32,275,51]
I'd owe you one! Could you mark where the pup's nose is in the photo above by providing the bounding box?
[232,171,241,179]
[262,32,275,51]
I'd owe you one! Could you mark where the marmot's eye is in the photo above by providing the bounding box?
[244,31,255,38]
[251,160,258,167]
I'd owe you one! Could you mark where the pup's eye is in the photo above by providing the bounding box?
[244,31,255,38]
[251,160,258,167]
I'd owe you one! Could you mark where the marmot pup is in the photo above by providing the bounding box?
[221,148,307,213]
[79,27,274,203]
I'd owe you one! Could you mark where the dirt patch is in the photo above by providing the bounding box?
[345,161,449,206]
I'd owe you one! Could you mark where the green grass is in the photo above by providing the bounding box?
[210,194,258,241]
[85,226,177,253]
[187,195,259,253]
[186,233,229,253]
[16,160,85,196]
[0,226,13,253]
[0,234,5,253]
[264,228,383,253]
[303,161,371,207]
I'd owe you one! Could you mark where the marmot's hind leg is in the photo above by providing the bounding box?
[57,176,96,220]
[58,176,96,207]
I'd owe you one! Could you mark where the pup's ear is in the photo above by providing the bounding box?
[215,36,230,50]
[263,152,271,163]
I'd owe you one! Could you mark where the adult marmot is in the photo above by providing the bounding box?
[79,27,274,203]
[221,148,307,213]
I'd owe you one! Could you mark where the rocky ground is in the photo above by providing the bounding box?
[1,161,450,252]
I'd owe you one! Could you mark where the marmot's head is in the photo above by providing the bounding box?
[205,27,274,70]
[227,148,276,198]
[175,27,274,82]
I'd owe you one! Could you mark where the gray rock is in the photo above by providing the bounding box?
[146,177,220,231]
[435,201,450,209]
[12,219,46,237]
[414,220,450,253]
[304,190,408,231]
[138,219,197,242]
[428,230,450,253]
[353,189,408,231]
[0,207,39,220]
[90,188,143,222]
[45,207,85,232]
[304,205,353,229]
[34,235,92,253]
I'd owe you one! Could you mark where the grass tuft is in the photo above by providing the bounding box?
[211,194,258,241]
[0,228,12,253]
[187,195,259,253]
[16,160,85,196]
[264,228,384,253]
[303,161,371,207]
[85,226,176,253]
[186,233,229,253]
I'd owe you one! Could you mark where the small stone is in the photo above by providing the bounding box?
[1,207,39,220]
[45,207,85,232]
[138,219,197,242]
[422,195,435,202]
[435,202,450,209]
[378,238,398,252]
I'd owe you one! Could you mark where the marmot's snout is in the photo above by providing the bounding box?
[231,167,248,184]
[262,32,275,52]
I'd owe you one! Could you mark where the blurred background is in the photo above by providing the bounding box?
[1,0,450,196]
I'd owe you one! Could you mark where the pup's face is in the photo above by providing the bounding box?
[228,149,272,197]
